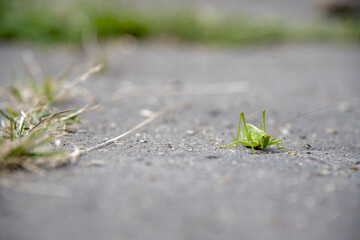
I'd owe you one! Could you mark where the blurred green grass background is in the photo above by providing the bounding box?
[0,0,359,45]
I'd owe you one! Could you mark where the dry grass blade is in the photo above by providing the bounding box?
[85,103,180,152]
[30,109,73,131]
[59,104,100,122]
[55,64,104,101]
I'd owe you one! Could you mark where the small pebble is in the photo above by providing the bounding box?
[140,109,154,117]
[55,139,61,147]
[350,166,358,171]
[317,169,330,176]
[186,130,196,136]
[325,128,337,134]
[304,144,312,150]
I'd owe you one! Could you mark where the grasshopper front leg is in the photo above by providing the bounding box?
[239,112,256,154]
[219,112,255,154]
[219,112,247,149]
[260,109,266,132]
[269,138,290,153]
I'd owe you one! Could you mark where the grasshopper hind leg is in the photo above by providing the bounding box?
[218,141,238,149]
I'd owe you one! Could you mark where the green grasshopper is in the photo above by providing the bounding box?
[219,110,291,154]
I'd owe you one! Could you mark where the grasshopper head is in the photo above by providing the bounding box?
[260,134,271,149]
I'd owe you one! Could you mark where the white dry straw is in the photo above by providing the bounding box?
[56,64,104,101]
[85,103,179,152]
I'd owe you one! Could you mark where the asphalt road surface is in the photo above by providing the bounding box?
[0,40,359,240]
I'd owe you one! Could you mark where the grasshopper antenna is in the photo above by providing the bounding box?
[269,102,349,136]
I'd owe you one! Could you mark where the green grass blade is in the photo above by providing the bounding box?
[0,109,10,120]
[5,107,18,117]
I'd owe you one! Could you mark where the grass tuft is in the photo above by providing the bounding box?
[0,60,103,173]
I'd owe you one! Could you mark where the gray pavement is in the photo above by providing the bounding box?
[0,41,359,240]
